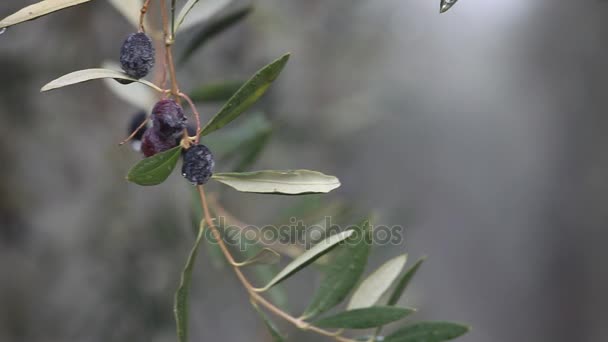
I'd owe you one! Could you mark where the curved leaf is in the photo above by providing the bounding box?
[189,81,244,103]
[235,248,280,267]
[212,170,340,195]
[302,220,372,319]
[384,322,470,342]
[312,307,415,329]
[257,230,355,292]
[174,220,205,342]
[127,146,182,186]
[175,0,232,33]
[386,257,426,306]
[200,54,290,136]
[41,68,162,92]
[376,257,427,337]
[180,6,253,63]
[0,0,92,29]
[348,254,408,310]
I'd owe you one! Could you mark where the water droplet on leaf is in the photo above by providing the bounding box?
[440,0,459,13]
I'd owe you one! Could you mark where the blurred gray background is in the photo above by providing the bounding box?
[1,0,607,341]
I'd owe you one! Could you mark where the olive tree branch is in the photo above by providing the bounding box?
[156,1,351,339]
[196,186,355,342]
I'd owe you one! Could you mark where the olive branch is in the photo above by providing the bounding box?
[0,1,468,342]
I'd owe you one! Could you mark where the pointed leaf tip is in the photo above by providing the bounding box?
[0,0,93,29]
[302,220,372,319]
[200,54,290,136]
[347,254,408,310]
[440,0,459,13]
[41,68,162,93]
[386,257,426,306]
[257,229,355,291]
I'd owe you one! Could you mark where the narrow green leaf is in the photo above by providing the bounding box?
[180,6,253,63]
[312,307,415,329]
[189,81,244,103]
[386,257,426,306]
[235,248,280,267]
[212,170,341,195]
[251,301,286,342]
[108,0,144,28]
[175,0,232,33]
[127,146,182,186]
[348,255,408,310]
[41,68,162,93]
[375,258,427,338]
[257,230,355,292]
[302,220,372,319]
[200,54,290,136]
[174,220,206,342]
[0,0,92,29]
[384,322,470,342]
[440,0,459,14]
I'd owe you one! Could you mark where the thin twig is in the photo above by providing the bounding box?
[119,117,149,146]
[196,186,355,342]
[179,92,202,143]
[139,0,153,32]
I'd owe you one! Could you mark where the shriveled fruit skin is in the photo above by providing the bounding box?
[138,99,188,157]
[141,129,177,157]
[182,145,215,185]
[151,99,187,140]
[120,32,155,79]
